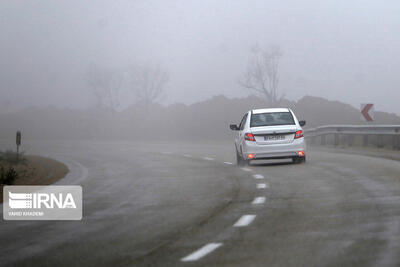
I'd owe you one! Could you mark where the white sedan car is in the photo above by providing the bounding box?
[230,108,306,165]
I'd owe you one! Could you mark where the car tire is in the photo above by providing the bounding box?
[293,156,306,164]
[236,149,243,166]
[240,148,250,166]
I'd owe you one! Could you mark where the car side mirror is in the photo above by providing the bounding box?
[230,124,239,131]
[299,120,306,127]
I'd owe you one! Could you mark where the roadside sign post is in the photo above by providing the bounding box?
[16,131,21,162]
[361,103,374,122]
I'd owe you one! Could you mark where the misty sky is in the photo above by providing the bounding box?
[1,0,400,114]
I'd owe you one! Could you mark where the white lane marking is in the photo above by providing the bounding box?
[233,215,256,227]
[241,167,252,172]
[223,161,233,165]
[181,243,223,262]
[183,154,192,158]
[257,183,269,189]
[162,152,172,155]
[252,197,266,204]
[53,157,89,185]
[203,157,215,161]
[253,174,264,179]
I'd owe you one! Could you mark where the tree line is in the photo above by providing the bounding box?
[85,44,285,113]
[86,63,169,112]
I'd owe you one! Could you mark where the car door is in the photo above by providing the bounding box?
[235,112,248,153]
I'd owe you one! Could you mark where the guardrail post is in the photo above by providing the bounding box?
[334,133,339,147]
[394,135,400,150]
[321,134,326,146]
[398,135,400,150]
[377,135,384,148]
[363,135,369,147]
[348,134,353,147]
[310,136,316,145]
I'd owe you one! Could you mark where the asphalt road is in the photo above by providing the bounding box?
[0,140,399,267]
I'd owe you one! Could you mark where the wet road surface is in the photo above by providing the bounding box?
[0,140,399,266]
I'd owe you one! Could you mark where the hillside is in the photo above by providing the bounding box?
[0,95,399,140]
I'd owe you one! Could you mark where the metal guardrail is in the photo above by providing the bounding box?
[305,125,400,136]
[304,125,400,150]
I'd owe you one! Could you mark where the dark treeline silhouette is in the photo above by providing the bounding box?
[1,95,399,141]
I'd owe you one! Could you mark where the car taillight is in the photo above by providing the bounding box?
[294,130,303,139]
[244,133,255,141]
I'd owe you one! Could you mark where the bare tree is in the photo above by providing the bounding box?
[239,45,284,106]
[128,64,169,111]
[86,65,122,112]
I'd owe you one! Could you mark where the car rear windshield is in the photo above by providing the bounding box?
[250,112,295,127]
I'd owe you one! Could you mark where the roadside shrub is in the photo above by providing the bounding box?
[0,166,18,185]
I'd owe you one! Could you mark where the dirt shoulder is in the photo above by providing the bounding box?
[0,155,69,203]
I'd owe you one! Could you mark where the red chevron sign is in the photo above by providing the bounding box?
[361,103,374,121]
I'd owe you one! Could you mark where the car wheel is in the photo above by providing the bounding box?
[240,149,250,166]
[293,156,306,164]
[236,149,243,166]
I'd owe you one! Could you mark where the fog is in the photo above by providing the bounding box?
[1,1,400,114]
[2,4,400,265]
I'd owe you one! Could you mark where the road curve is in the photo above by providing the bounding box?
[0,140,399,267]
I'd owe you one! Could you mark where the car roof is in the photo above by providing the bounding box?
[251,108,290,114]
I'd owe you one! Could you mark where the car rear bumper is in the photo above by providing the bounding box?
[242,138,306,160]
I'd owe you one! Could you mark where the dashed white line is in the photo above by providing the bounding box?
[162,152,172,155]
[241,167,252,172]
[203,157,215,161]
[223,161,233,165]
[183,154,192,158]
[253,174,264,179]
[257,183,269,189]
[233,215,256,227]
[252,197,266,204]
[181,243,223,262]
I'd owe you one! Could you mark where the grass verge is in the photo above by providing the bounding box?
[0,155,69,203]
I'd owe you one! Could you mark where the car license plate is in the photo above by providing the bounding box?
[265,135,285,141]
